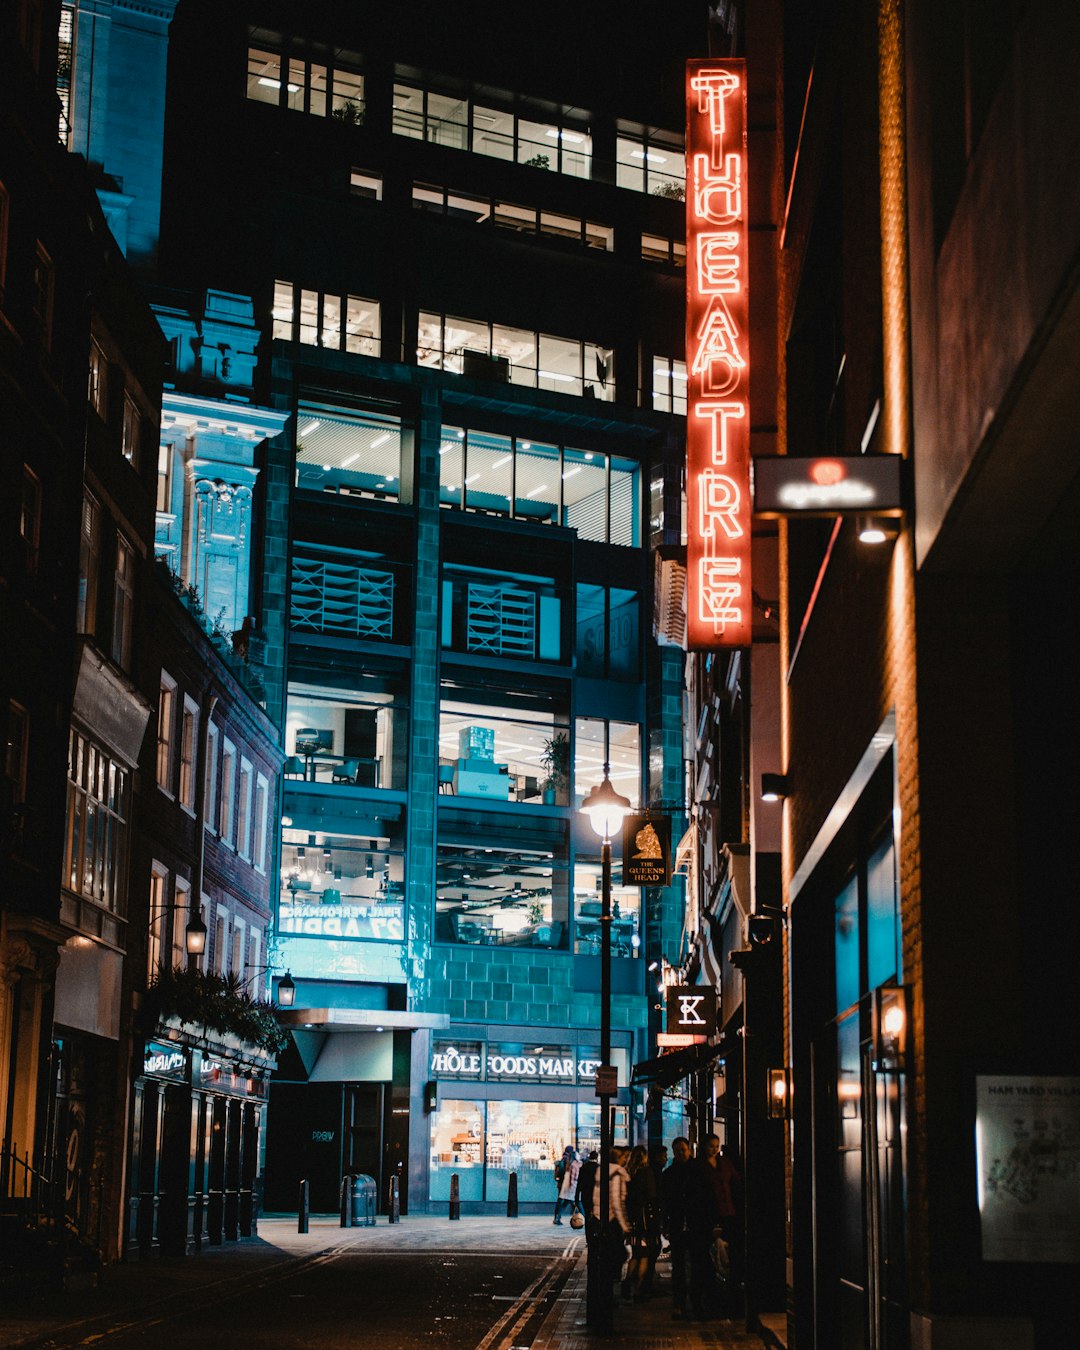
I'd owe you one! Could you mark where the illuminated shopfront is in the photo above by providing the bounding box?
[426,1034,631,1206]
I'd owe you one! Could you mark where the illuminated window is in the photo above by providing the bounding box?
[616,130,685,199]
[642,232,686,267]
[205,720,219,830]
[77,494,101,634]
[172,879,191,970]
[253,773,269,871]
[652,356,687,414]
[64,729,128,913]
[273,279,380,356]
[574,717,641,810]
[148,865,168,977]
[156,673,176,793]
[436,833,570,950]
[246,33,363,122]
[156,441,172,512]
[57,4,74,145]
[179,696,198,811]
[350,169,382,200]
[435,427,639,544]
[417,312,613,401]
[393,83,592,178]
[220,739,236,843]
[111,534,134,669]
[237,757,253,859]
[88,340,108,417]
[121,394,141,467]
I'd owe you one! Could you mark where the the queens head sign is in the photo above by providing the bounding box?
[686,60,751,648]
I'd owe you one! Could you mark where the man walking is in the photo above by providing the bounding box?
[660,1136,695,1320]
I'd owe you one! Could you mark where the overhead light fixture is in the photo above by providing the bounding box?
[760,772,789,802]
[371,433,391,448]
[299,419,321,436]
[856,515,900,545]
[342,453,360,467]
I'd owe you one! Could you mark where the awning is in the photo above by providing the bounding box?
[631,1034,737,1090]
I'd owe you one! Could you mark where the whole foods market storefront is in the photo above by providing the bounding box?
[425,1030,633,1211]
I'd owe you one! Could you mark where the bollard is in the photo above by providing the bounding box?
[297,1178,309,1234]
[388,1174,400,1224]
[506,1170,518,1218]
[339,1174,353,1228]
[449,1171,461,1220]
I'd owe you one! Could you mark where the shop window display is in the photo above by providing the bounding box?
[430,1099,485,1201]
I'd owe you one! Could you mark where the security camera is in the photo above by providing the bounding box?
[747,914,775,947]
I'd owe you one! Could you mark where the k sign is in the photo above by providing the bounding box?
[666,985,717,1037]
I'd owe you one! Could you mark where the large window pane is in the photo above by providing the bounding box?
[472,106,514,160]
[438,698,566,801]
[299,289,319,345]
[538,334,580,395]
[442,565,563,665]
[584,343,614,401]
[575,584,606,678]
[493,325,536,387]
[562,449,607,541]
[494,200,536,234]
[517,118,559,169]
[609,457,640,546]
[331,68,364,122]
[867,835,899,989]
[445,316,489,374]
[436,837,569,948]
[616,136,645,192]
[272,279,293,339]
[573,858,640,957]
[247,48,281,105]
[345,296,380,355]
[464,430,513,515]
[446,190,490,223]
[392,83,424,138]
[574,717,640,808]
[417,311,443,367]
[557,128,592,179]
[430,1100,485,1201]
[439,426,465,507]
[295,405,404,502]
[486,1102,573,1202]
[835,874,860,1015]
[514,441,559,524]
[426,92,468,149]
[608,588,640,679]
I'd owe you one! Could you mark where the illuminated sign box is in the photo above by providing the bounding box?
[686,58,751,648]
[753,456,904,518]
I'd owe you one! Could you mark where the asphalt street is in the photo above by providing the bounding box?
[0,1216,582,1350]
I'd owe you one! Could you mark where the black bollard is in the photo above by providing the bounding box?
[449,1171,461,1220]
[388,1174,400,1224]
[506,1170,518,1218]
[298,1178,309,1234]
[340,1174,352,1228]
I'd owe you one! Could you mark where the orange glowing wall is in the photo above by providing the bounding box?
[686,59,751,648]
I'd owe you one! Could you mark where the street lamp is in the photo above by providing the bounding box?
[185,909,207,958]
[580,766,631,1332]
[277,972,297,1008]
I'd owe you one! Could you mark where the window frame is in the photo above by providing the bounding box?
[32,241,54,350]
[19,465,42,574]
[179,695,199,813]
[156,672,177,795]
[111,533,135,669]
[220,738,236,844]
[204,720,220,832]
[237,756,254,860]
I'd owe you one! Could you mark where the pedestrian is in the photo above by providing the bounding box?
[661,1136,695,1320]
[639,1143,668,1297]
[623,1144,660,1301]
[576,1148,599,1220]
[684,1137,722,1320]
[591,1144,632,1294]
[553,1145,579,1224]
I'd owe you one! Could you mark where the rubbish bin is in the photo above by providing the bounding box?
[350,1174,378,1227]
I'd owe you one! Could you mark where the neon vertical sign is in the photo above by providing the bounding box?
[686,60,751,648]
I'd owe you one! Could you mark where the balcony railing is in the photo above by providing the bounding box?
[291,557,395,640]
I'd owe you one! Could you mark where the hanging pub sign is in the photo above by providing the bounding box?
[753,455,905,518]
[622,814,672,886]
[665,985,717,1038]
[686,58,751,648]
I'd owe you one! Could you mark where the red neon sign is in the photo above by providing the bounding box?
[686,60,751,648]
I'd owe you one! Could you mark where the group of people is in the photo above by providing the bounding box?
[554,1134,743,1322]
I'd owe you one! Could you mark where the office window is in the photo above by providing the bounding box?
[64,729,128,912]
[641,233,686,267]
[272,279,380,356]
[31,242,54,349]
[350,169,382,200]
[19,466,41,574]
[205,721,219,830]
[111,534,134,669]
[77,495,101,634]
[220,739,236,842]
[253,773,269,871]
[438,682,568,806]
[246,34,363,122]
[574,718,641,809]
[121,394,141,467]
[652,356,687,414]
[294,403,404,501]
[88,340,108,417]
[573,855,640,958]
[237,757,253,859]
[616,131,685,199]
[179,696,198,811]
[148,865,168,977]
[172,879,192,970]
[156,673,176,793]
[436,834,570,949]
[417,312,613,401]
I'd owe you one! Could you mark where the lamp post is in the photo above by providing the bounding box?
[185,909,207,968]
[581,766,631,1333]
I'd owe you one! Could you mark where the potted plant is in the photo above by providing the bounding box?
[541,730,570,805]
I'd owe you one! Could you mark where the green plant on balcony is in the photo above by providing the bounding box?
[143,966,288,1055]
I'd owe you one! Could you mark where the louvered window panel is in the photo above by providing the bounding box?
[291,556,394,639]
[466,584,536,657]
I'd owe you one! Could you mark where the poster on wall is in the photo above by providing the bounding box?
[975,1075,1080,1263]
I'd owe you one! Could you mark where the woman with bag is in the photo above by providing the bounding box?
[553,1145,581,1224]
